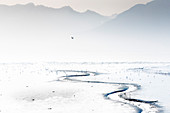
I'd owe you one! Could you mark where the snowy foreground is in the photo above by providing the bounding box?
[0,62,170,113]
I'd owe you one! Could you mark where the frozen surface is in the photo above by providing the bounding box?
[0,62,170,113]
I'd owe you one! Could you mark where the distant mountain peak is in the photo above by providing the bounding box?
[83,10,105,17]
[84,10,99,14]
[14,2,36,8]
[61,6,72,9]
[25,3,35,6]
[59,6,74,11]
[15,3,36,7]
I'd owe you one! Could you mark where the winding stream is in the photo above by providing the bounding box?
[54,70,162,113]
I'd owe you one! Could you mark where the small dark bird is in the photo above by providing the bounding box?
[48,108,52,110]
[71,37,74,39]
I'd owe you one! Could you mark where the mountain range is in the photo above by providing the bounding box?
[1,0,169,37]
[0,0,170,62]
[0,3,110,37]
[96,0,170,37]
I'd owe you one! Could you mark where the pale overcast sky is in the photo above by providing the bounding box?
[0,0,152,16]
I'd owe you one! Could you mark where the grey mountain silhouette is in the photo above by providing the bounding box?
[0,3,110,36]
[97,0,170,36]
[0,1,170,62]
[76,0,170,61]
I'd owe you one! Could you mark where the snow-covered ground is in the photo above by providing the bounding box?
[0,62,170,113]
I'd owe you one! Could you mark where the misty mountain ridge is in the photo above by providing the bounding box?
[1,1,169,40]
[96,0,170,36]
[79,0,170,62]
[0,3,110,36]
[0,1,170,62]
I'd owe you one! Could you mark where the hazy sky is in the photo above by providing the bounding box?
[0,0,152,16]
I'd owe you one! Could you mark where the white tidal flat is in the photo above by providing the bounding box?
[0,62,170,113]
